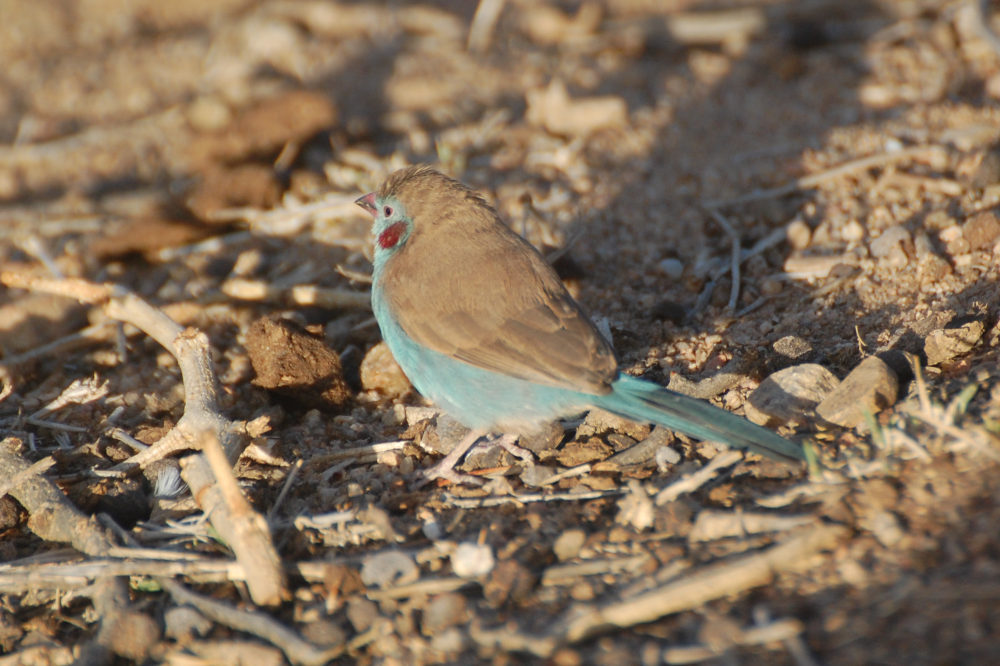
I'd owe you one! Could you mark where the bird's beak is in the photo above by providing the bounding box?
[355,192,376,216]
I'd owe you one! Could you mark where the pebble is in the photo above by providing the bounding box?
[346,598,379,632]
[450,542,495,578]
[421,593,468,635]
[924,319,985,366]
[939,225,970,256]
[109,612,161,661]
[962,210,1000,251]
[785,218,812,250]
[483,559,535,607]
[361,550,419,587]
[867,510,905,548]
[658,257,685,279]
[841,219,865,243]
[553,528,587,561]
[815,356,899,428]
[772,335,813,360]
[654,445,681,471]
[360,341,411,398]
[430,627,466,654]
[520,464,556,487]
[783,253,855,278]
[164,606,212,642]
[745,363,840,426]
[869,225,913,266]
[300,619,347,647]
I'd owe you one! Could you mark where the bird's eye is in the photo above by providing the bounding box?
[383,206,393,217]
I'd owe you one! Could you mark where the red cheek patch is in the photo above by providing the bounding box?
[377,222,407,249]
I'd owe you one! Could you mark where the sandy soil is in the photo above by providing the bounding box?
[1,1,999,664]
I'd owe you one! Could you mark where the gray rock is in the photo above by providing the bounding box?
[746,364,839,426]
[924,319,985,366]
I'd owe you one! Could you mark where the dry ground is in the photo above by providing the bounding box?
[1,0,999,664]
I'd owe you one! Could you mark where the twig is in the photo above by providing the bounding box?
[468,0,507,52]
[181,430,287,606]
[0,437,115,556]
[706,208,741,311]
[557,525,847,644]
[443,488,624,508]
[221,278,370,309]
[268,459,303,521]
[158,578,342,666]
[0,272,285,605]
[0,454,55,501]
[703,145,945,207]
[541,555,652,586]
[654,450,743,505]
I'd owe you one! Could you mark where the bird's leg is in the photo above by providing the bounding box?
[421,429,487,486]
[420,431,537,486]
[490,433,534,464]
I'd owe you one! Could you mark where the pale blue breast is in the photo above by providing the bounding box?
[371,283,593,433]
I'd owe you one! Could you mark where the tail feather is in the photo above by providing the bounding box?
[593,375,804,464]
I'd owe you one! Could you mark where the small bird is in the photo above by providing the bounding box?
[357,166,803,483]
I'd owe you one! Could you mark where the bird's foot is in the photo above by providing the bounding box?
[418,429,486,487]
[491,434,534,464]
[418,432,535,487]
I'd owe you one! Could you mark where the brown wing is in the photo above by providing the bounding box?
[380,222,618,396]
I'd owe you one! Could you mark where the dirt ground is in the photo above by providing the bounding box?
[1,0,999,664]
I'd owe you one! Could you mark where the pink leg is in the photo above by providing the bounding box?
[420,432,537,486]
[421,429,487,485]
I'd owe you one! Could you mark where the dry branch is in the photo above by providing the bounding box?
[559,524,847,643]
[0,273,286,606]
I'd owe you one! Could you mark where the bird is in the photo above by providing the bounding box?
[356,165,803,483]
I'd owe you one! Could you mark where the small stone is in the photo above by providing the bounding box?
[421,593,468,635]
[556,438,612,466]
[924,318,985,366]
[786,218,812,250]
[966,150,1000,188]
[867,510,905,548]
[300,619,347,647]
[606,427,672,466]
[772,335,813,360]
[164,606,212,642]
[484,559,535,607]
[816,356,899,428]
[450,542,494,578]
[962,210,1000,251]
[939,225,970,256]
[746,363,840,426]
[923,209,956,231]
[869,225,913,266]
[520,464,556,487]
[109,612,161,661]
[616,479,654,531]
[553,528,587,561]
[654,445,681,471]
[361,550,418,587]
[761,277,784,296]
[514,421,564,455]
[657,257,684,279]
[841,219,865,243]
[346,598,379,633]
[430,627,466,654]
[360,341,411,398]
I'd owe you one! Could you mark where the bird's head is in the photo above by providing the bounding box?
[356,165,496,261]
[355,188,412,260]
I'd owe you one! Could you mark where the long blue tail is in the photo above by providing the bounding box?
[593,375,804,464]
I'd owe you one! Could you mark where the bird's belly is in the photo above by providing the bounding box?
[373,298,591,433]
